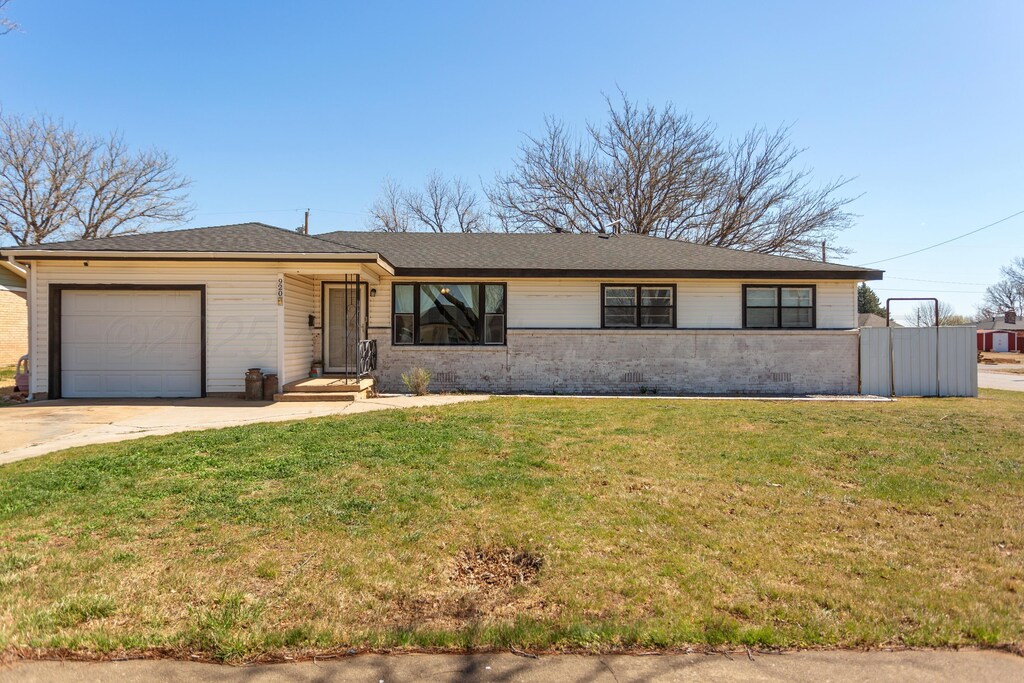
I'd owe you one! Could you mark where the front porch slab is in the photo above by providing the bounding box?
[275,376,375,401]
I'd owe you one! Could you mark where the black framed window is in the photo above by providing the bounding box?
[743,285,815,329]
[392,283,507,345]
[601,284,675,329]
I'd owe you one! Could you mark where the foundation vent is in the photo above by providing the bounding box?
[434,371,457,384]
[770,372,793,383]
[623,371,644,383]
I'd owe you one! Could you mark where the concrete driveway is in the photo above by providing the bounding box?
[979,366,1024,391]
[0,394,487,466]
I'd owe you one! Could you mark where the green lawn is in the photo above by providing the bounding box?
[1,392,1023,660]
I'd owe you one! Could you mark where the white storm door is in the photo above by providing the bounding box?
[324,285,363,373]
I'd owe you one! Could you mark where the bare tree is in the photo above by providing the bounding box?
[488,92,856,257]
[368,177,409,233]
[405,171,485,233]
[0,0,19,35]
[979,257,1024,319]
[368,171,486,233]
[0,112,191,246]
[903,300,971,327]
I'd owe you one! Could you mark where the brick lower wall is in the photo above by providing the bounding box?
[369,328,859,395]
[0,289,27,366]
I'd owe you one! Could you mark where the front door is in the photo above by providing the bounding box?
[324,284,363,373]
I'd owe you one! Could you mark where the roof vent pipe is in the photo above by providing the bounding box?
[602,218,624,236]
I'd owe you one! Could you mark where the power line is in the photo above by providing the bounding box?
[192,207,366,220]
[884,276,991,286]
[873,288,986,294]
[860,208,1024,266]
[192,208,304,217]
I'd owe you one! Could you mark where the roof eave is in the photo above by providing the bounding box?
[1,248,389,264]
[0,259,27,279]
[392,267,883,280]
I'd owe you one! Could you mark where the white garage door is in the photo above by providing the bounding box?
[61,289,202,398]
[993,332,1010,353]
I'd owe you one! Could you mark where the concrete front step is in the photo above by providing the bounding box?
[273,391,362,402]
[281,378,375,393]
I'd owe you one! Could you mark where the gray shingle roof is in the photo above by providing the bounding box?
[319,231,882,279]
[1,223,883,279]
[977,320,1023,331]
[2,223,371,254]
[858,313,901,327]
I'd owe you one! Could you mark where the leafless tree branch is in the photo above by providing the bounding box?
[979,257,1024,319]
[0,0,19,36]
[487,92,858,258]
[369,171,487,232]
[0,112,192,245]
[903,300,971,327]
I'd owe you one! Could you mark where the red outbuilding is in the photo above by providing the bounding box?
[977,329,1020,353]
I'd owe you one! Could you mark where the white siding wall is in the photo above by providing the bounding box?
[371,276,859,330]
[31,261,282,395]
[817,281,858,329]
[282,274,315,385]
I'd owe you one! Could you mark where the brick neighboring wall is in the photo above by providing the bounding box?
[369,329,859,395]
[0,289,28,366]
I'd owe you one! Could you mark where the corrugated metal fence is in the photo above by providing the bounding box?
[860,325,978,397]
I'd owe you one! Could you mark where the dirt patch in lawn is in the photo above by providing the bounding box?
[452,546,543,589]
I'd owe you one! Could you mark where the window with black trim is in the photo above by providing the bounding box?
[743,285,815,328]
[392,283,507,345]
[602,284,675,329]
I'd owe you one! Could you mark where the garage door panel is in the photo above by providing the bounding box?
[67,291,106,314]
[103,292,135,313]
[61,290,202,398]
[159,345,201,370]
[160,373,200,395]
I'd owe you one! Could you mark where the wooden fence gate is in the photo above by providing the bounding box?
[860,325,977,397]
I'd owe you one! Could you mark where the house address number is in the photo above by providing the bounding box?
[277,278,284,305]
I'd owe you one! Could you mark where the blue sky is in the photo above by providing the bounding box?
[2,0,1022,316]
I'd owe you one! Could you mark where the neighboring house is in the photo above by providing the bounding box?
[977,312,1022,352]
[0,223,883,399]
[858,313,901,328]
[0,260,28,366]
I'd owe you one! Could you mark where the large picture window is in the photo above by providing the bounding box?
[392,283,506,345]
[601,284,675,329]
[743,285,815,329]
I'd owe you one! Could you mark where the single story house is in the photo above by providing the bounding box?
[0,259,28,366]
[977,312,1022,352]
[0,223,883,399]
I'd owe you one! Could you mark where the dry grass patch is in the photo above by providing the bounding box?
[0,391,1023,660]
[453,546,544,589]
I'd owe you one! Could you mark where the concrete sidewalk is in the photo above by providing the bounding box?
[979,366,1024,391]
[0,394,487,466]
[1,650,1022,682]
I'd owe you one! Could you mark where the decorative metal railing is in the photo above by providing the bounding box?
[357,339,377,377]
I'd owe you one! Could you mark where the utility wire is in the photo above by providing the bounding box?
[884,276,990,286]
[874,288,986,294]
[861,208,1024,265]
[192,208,305,217]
